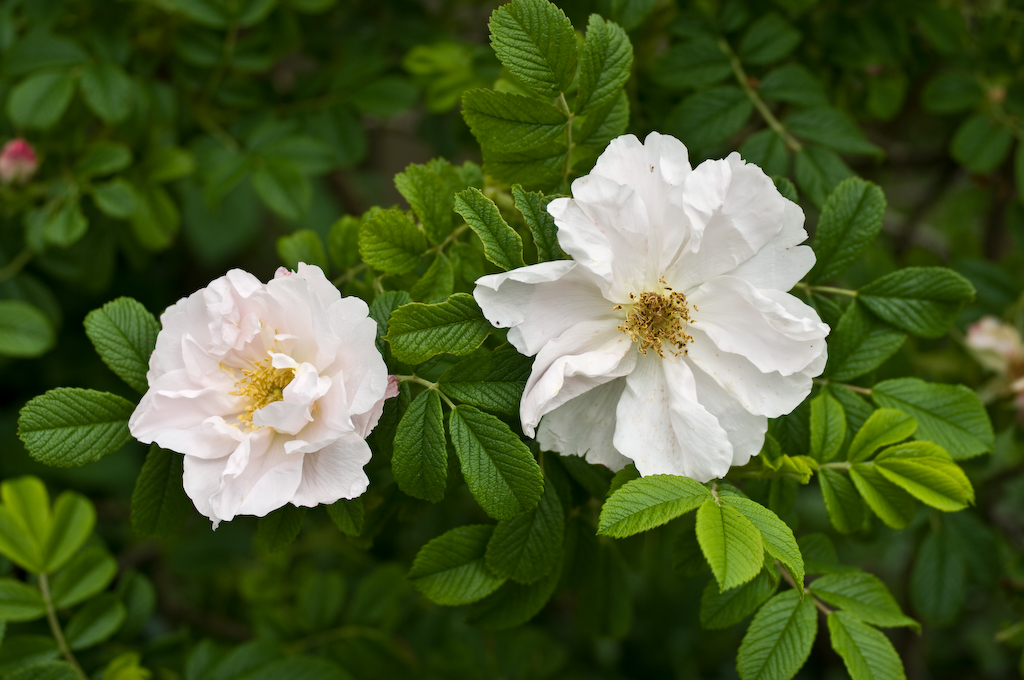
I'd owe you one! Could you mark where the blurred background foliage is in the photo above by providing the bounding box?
[2,0,1024,678]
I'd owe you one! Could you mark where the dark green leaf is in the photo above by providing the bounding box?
[809,572,918,630]
[0,300,55,359]
[819,467,864,534]
[131,445,190,538]
[738,12,801,65]
[794,146,853,207]
[786,107,881,156]
[576,14,632,115]
[740,129,790,177]
[809,393,846,463]
[910,529,965,626]
[251,158,311,221]
[758,64,827,106]
[858,267,975,339]
[667,86,752,150]
[51,546,117,608]
[454,187,525,270]
[80,61,133,124]
[255,506,306,553]
[392,390,447,503]
[598,475,712,538]
[386,293,492,364]
[18,388,134,467]
[488,0,578,95]
[327,498,364,537]
[462,89,568,154]
[394,163,454,245]
[650,38,731,91]
[410,253,455,304]
[408,525,505,605]
[700,565,778,630]
[736,590,816,680]
[808,178,886,284]
[358,209,429,275]
[465,552,561,630]
[438,344,532,415]
[950,114,1013,174]
[7,69,76,129]
[64,593,125,650]
[83,297,159,394]
[827,611,906,680]
[825,302,906,381]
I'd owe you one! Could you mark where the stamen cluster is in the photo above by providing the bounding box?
[617,286,693,358]
[232,358,295,428]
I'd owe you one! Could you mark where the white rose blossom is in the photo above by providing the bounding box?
[474,132,830,482]
[130,263,398,526]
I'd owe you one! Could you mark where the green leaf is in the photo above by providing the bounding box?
[42,492,95,574]
[0,636,59,674]
[0,481,47,572]
[92,178,139,220]
[0,300,55,358]
[786,107,881,156]
[276,229,328,272]
[438,345,532,415]
[740,129,790,177]
[51,546,117,608]
[297,572,345,632]
[597,475,712,538]
[827,611,906,680]
[462,89,568,154]
[825,302,906,381]
[327,215,361,272]
[650,37,731,91]
[738,12,801,65]
[256,505,306,553]
[43,200,89,248]
[75,141,133,179]
[848,464,917,530]
[80,61,134,124]
[871,377,995,459]
[809,393,846,463]
[695,499,764,591]
[575,537,632,638]
[482,146,567,190]
[369,289,411,355]
[454,187,526,270]
[736,590,817,680]
[18,388,135,467]
[408,525,506,605]
[819,467,864,534]
[83,297,159,394]
[575,14,632,115]
[921,70,982,114]
[608,464,640,496]
[465,552,561,630]
[7,69,76,129]
[394,164,454,245]
[326,498,364,537]
[65,593,126,650]
[449,405,544,520]
[392,390,448,503]
[723,496,804,591]
[668,86,752,150]
[247,657,354,680]
[131,444,190,538]
[385,293,492,364]
[809,572,918,630]
[7,661,80,680]
[511,185,566,262]
[794,146,853,207]
[358,209,428,275]
[910,529,965,626]
[488,0,578,95]
[847,409,917,463]
[251,158,311,221]
[129,185,179,251]
[873,442,973,512]
[824,384,874,434]
[146,147,196,183]
[808,177,886,284]
[485,481,563,583]
[410,254,455,304]
[0,579,46,621]
[576,90,629,155]
[950,114,1013,174]
[700,565,778,630]
[858,267,975,339]
[758,64,828,107]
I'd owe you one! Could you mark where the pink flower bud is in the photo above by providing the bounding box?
[384,374,401,400]
[0,139,39,185]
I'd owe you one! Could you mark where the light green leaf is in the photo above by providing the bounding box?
[858,267,975,339]
[650,37,731,91]
[786,107,881,156]
[394,163,454,245]
[488,0,578,95]
[667,85,752,150]
[871,377,994,459]
[44,200,89,248]
[454,187,526,271]
[42,492,95,574]
[465,552,561,630]
[794,146,853,207]
[910,529,966,626]
[819,467,864,534]
[824,384,874,434]
[809,393,846,463]
[385,293,492,364]
[809,572,918,630]
[482,145,566,190]
[950,114,1013,174]
[437,344,532,415]
[462,89,568,154]
[0,579,46,621]
[825,302,906,381]
[696,499,764,591]
[848,464,917,530]
[0,300,55,358]
[358,209,429,275]
[326,498,364,537]
[597,475,712,538]
[80,61,134,124]
[847,409,917,463]
[7,69,76,129]
[827,611,906,680]
[736,590,817,680]
[758,64,828,107]
[449,405,544,520]
[65,593,126,650]
[408,525,506,605]
[873,442,973,511]
[18,388,135,467]
[276,229,328,272]
[146,147,196,184]
[700,565,779,630]
[724,496,804,591]
[808,178,886,284]
[130,444,190,538]
[0,480,48,572]
[256,505,306,553]
[91,177,137,220]
[738,12,801,65]
[392,390,448,503]
[83,297,159,394]
[251,158,311,221]
[74,141,132,179]
[485,481,563,583]
[512,185,566,263]
[410,253,455,304]
[575,14,632,115]
[51,546,117,608]
[327,215,361,271]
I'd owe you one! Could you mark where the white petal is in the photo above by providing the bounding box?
[613,354,733,482]
[724,198,814,291]
[536,377,630,470]
[590,131,692,202]
[689,275,829,376]
[687,358,768,467]
[520,319,635,436]
[182,454,228,525]
[474,261,616,356]
[213,431,304,520]
[290,435,372,507]
[320,299,389,419]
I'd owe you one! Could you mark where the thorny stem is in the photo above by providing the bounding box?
[38,572,88,680]
[394,374,457,409]
[777,561,833,616]
[794,282,858,297]
[813,378,872,395]
[719,38,803,153]
[0,248,31,283]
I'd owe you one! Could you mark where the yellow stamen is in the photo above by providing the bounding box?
[232,357,294,428]
[617,285,693,358]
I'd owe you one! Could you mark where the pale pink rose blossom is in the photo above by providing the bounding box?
[0,139,38,185]
[474,132,829,482]
[966,315,1024,422]
[130,264,394,526]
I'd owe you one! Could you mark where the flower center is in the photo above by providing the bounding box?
[617,288,693,358]
[232,357,295,428]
